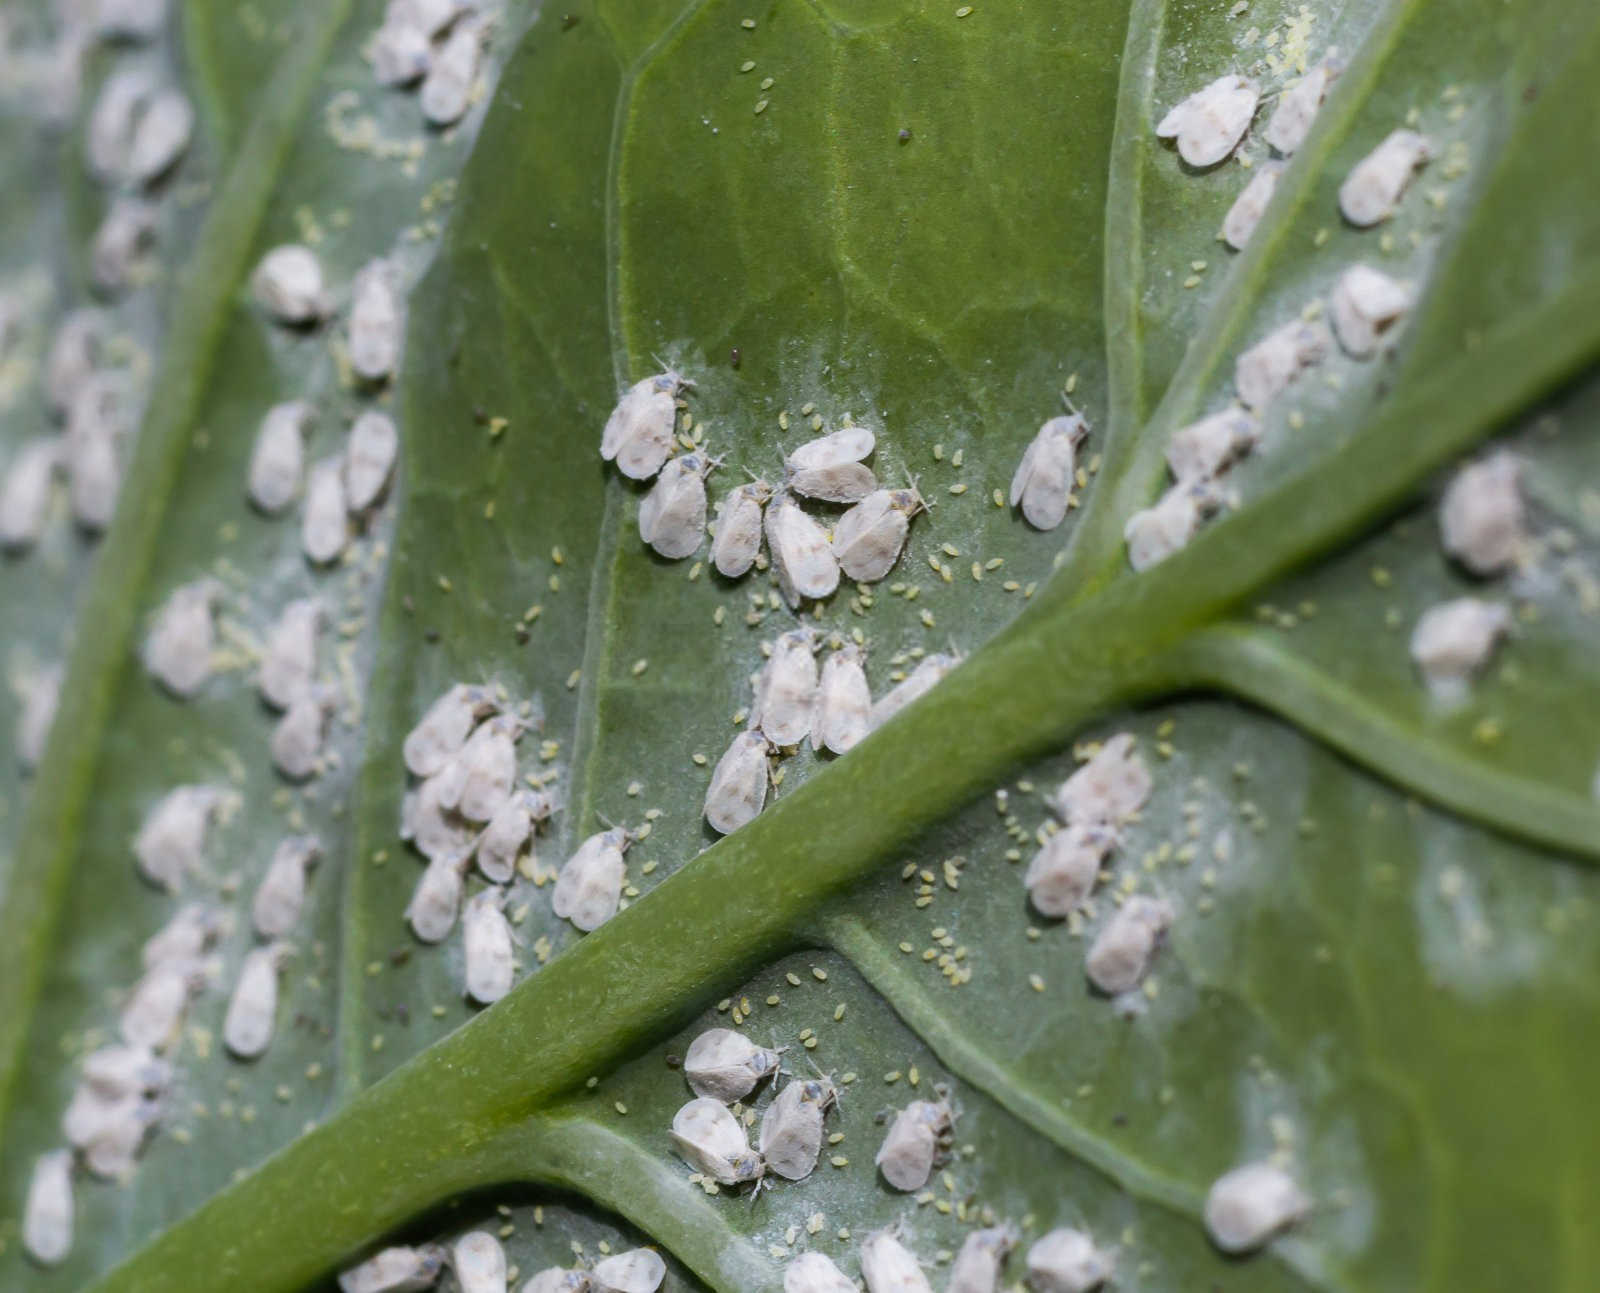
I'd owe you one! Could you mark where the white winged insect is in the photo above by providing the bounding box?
[710,478,772,577]
[758,1073,838,1181]
[810,642,871,755]
[1,437,62,552]
[601,370,689,481]
[1155,74,1259,167]
[64,375,128,531]
[96,0,169,41]
[1204,1161,1311,1253]
[670,1096,765,1188]
[21,1149,74,1267]
[349,257,403,382]
[1025,1228,1115,1293]
[80,1044,172,1100]
[1219,162,1282,251]
[551,827,631,932]
[247,399,314,514]
[302,455,351,564]
[784,1252,856,1293]
[462,887,515,1004]
[270,686,334,781]
[127,87,193,184]
[1024,822,1117,918]
[859,1229,933,1293]
[344,410,400,513]
[750,628,818,747]
[1085,894,1173,995]
[451,1232,506,1293]
[1234,316,1331,410]
[1329,263,1412,358]
[47,309,102,417]
[1338,128,1431,226]
[522,1268,593,1293]
[832,486,925,581]
[1165,407,1259,484]
[1123,481,1221,571]
[784,425,877,503]
[86,67,155,181]
[407,851,471,942]
[765,491,839,607]
[1055,731,1151,826]
[867,651,956,732]
[15,660,63,772]
[371,18,433,87]
[133,784,229,891]
[404,682,499,777]
[475,786,553,883]
[90,196,157,295]
[591,1249,667,1293]
[142,901,226,969]
[1010,413,1087,531]
[1439,451,1524,576]
[946,1225,1018,1293]
[682,1027,782,1102]
[704,729,772,836]
[252,244,329,325]
[1264,60,1340,156]
[1410,598,1511,695]
[420,20,482,126]
[639,451,713,559]
[337,1244,448,1293]
[119,958,202,1051]
[874,1097,953,1192]
[435,712,525,823]
[224,941,292,1059]
[403,769,476,863]
[143,577,218,698]
[259,596,322,710]
[251,835,323,937]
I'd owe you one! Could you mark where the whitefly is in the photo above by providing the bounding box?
[1204,1161,1310,1253]
[1155,74,1259,168]
[1,437,62,552]
[859,1229,933,1293]
[119,957,202,1052]
[338,1243,448,1293]
[765,491,839,607]
[349,257,403,382]
[64,391,124,532]
[1339,128,1431,227]
[434,712,524,822]
[639,451,713,560]
[303,454,351,564]
[462,887,515,1004]
[704,729,772,836]
[946,1224,1018,1293]
[1409,597,1510,695]
[601,371,687,481]
[96,0,170,41]
[15,660,63,773]
[142,901,226,969]
[682,1026,782,1102]
[1056,731,1152,826]
[784,1252,856,1293]
[1439,451,1524,577]
[1234,316,1331,411]
[127,86,193,184]
[46,309,103,417]
[271,686,335,781]
[1123,480,1221,571]
[523,1268,594,1293]
[832,486,924,581]
[1329,263,1412,359]
[371,18,433,87]
[1219,162,1282,252]
[784,424,877,503]
[344,409,400,513]
[402,769,477,863]
[1085,893,1173,995]
[1025,1227,1115,1293]
[143,577,220,699]
[259,596,322,710]
[133,783,228,892]
[22,1149,74,1267]
[247,399,314,514]
[750,628,818,747]
[875,1097,953,1192]
[868,651,956,732]
[1165,406,1259,484]
[1024,822,1117,918]
[420,20,482,127]
[407,850,471,942]
[810,642,871,756]
[1010,414,1087,531]
[90,197,157,295]
[592,1249,667,1293]
[670,1096,765,1187]
[475,785,553,883]
[251,835,323,938]
[1264,59,1340,156]
[224,941,292,1060]
[86,67,156,182]
[404,682,500,777]
[551,826,631,932]
[710,478,772,578]
[253,244,329,325]
[758,1074,838,1181]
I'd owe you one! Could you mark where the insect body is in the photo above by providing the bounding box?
[407,851,471,942]
[253,245,328,324]
[248,400,315,514]
[1155,75,1259,167]
[1085,894,1173,995]
[592,1249,667,1293]
[1054,732,1151,826]
[21,1150,74,1266]
[875,1097,953,1191]
[784,1251,856,1293]
[344,410,400,512]
[1204,1161,1310,1253]
[710,479,772,577]
[1165,407,1259,484]
[704,730,772,835]
[1123,481,1220,570]
[784,425,877,503]
[224,942,292,1059]
[601,372,686,481]
[133,784,228,892]
[337,1244,448,1293]
[867,652,956,731]
[451,1231,507,1293]
[670,1096,765,1186]
[1439,452,1524,576]
[859,1229,933,1293]
[1024,823,1117,917]
[832,487,923,580]
[1329,263,1412,358]
[1219,163,1282,251]
[946,1225,1018,1293]
[144,578,218,698]
[639,452,712,559]
[1025,1228,1114,1293]
[404,683,499,777]
[259,597,323,710]
[252,835,323,937]
[1410,598,1511,694]
[810,643,871,755]
[350,258,403,382]
[765,491,839,606]
[551,827,631,932]
[1264,60,1340,155]
[1010,415,1087,530]
[682,1027,782,1102]
[750,629,818,746]
[1234,317,1331,410]
[462,887,515,1004]
[1339,129,1431,226]
[758,1076,838,1181]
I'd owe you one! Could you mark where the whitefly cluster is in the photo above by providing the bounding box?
[368,0,488,128]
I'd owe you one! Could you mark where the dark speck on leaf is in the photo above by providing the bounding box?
[390,947,412,967]
[562,12,580,28]
[402,595,415,614]
[898,128,911,144]
[730,347,741,369]
[1111,1112,1128,1127]
[424,628,441,644]
[472,406,489,425]
[665,1053,682,1069]
[516,626,531,645]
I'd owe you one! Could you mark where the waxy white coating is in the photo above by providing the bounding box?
[1264,61,1339,156]
[1166,407,1259,484]
[440,713,521,823]
[591,1249,666,1293]
[1329,263,1412,358]
[601,372,683,481]
[551,827,629,932]
[404,683,499,777]
[248,400,314,514]
[452,1230,507,1293]
[407,852,470,942]
[1056,732,1151,826]
[1204,1161,1310,1253]
[711,479,771,577]
[144,578,217,698]
[810,643,871,755]
[670,1096,764,1185]
[133,784,226,891]
[253,244,328,324]
[303,455,351,564]
[403,771,476,863]
[1025,1227,1114,1292]
[833,487,922,581]
[1410,598,1511,693]
[875,1098,951,1191]
[682,1027,781,1102]
[22,1149,74,1266]
[1235,317,1330,410]
[751,629,818,747]
[260,597,322,710]
[462,887,514,1003]
[224,942,290,1059]
[1085,894,1173,995]
[758,1076,837,1181]
[1339,129,1431,226]
[420,21,481,126]
[252,835,323,937]
[1024,822,1117,918]
[344,410,400,512]
[2,437,61,551]
[639,452,710,559]
[1220,163,1282,251]
[1155,74,1259,167]
[338,1243,448,1293]
[784,1252,856,1293]
[704,729,771,836]
[1439,451,1524,576]
[350,258,403,381]
[1010,415,1086,531]
[859,1229,933,1293]
[765,492,840,606]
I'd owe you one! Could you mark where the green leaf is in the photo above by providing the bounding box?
[2,0,1599,1289]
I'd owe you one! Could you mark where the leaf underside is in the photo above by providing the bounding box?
[1,0,1598,1290]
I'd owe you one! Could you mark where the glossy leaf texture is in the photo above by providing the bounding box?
[0,0,1597,1289]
